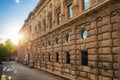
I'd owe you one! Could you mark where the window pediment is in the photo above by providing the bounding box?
[64,0,72,5]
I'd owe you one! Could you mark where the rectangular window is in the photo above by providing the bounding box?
[82,51,88,66]
[48,53,51,62]
[43,20,46,32]
[68,4,72,19]
[57,12,61,25]
[56,52,59,62]
[38,21,41,32]
[66,52,70,64]
[84,0,90,10]
[50,17,52,29]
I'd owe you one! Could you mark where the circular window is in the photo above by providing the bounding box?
[82,30,88,39]
[66,35,71,42]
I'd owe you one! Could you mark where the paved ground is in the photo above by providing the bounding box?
[1,61,67,80]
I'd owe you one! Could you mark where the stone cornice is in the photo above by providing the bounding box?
[33,0,111,40]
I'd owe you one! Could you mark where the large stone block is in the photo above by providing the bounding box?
[88,48,97,54]
[102,32,111,40]
[111,16,120,24]
[101,25,112,33]
[101,47,111,54]
[89,29,97,36]
[113,39,119,46]
[102,16,110,26]
[90,35,97,42]
[113,23,120,31]
[86,42,97,48]
[99,55,113,62]
[101,69,113,77]
[80,71,87,77]
[113,62,119,70]
[88,74,97,80]
[88,55,98,61]
[114,71,119,78]
[90,21,96,29]
[112,31,118,39]
[112,47,118,54]
[88,61,97,67]
[100,40,112,47]
[102,62,112,69]
[98,34,103,41]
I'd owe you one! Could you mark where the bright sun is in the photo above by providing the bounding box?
[8,34,22,45]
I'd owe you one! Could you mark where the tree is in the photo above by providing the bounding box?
[0,43,7,58]
[5,39,16,55]
[0,39,16,58]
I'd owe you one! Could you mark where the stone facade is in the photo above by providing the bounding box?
[17,0,120,80]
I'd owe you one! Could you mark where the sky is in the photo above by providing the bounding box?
[0,0,39,44]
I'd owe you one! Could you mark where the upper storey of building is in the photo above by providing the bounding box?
[19,0,112,42]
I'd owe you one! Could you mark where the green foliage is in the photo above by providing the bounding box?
[0,39,16,58]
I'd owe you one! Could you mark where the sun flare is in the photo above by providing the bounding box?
[7,34,23,45]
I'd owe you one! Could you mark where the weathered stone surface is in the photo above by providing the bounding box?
[17,0,120,80]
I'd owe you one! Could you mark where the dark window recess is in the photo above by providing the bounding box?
[66,52,70,64]
[43,20,46,32]
[48,40,51,46]
[48,53,51,61]
[50,17,52,29]
[82,51,88,66]
[56,38,59,44]
[56,52,59,62]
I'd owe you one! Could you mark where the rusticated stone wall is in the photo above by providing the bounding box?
[18,0,120,80]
